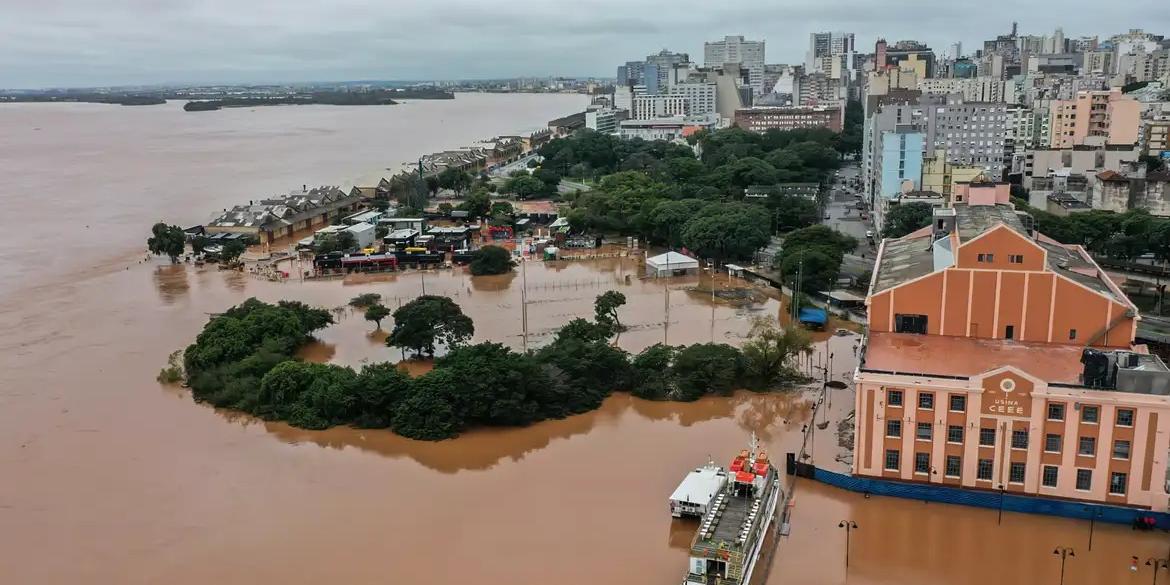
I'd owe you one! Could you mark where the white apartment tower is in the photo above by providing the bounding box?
[705,35,766,95]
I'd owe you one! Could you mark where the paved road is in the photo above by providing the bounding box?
[822,163,877,281]
[490,153,541,177]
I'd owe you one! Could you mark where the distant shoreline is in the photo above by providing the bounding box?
[0,88,457,110]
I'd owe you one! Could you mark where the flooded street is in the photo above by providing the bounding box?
[1,100,1167,584]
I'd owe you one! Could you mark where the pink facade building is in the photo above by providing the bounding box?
[854,180,1170,511]
[1048,89,1141,148]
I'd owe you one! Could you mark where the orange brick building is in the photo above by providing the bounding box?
[854,178,1170,511]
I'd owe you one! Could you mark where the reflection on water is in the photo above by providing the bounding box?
[254,392,788,474]
[298,340,336,363]
[151,264,189,304]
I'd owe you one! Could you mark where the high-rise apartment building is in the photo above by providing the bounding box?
[1048,89,1141,148]
[918,77,1017,103]
[644,50,691,94]
[807,31,856,78]
[705,35,766,95]
[923,95,1010,176]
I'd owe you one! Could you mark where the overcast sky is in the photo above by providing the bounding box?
[2,0,1168,88]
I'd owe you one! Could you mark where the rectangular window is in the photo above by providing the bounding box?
[886,419,902,438]
[1113,439,1131,460]
[949,395,966,412]
[917,422,933,441]
[1044,433,1062,453]
[965,453,991,480]
[1005,325,1015,339]
[1109,472,1127,495]
[947,425,964,444]
[1009,254,1024,264]
[1078,436,1096,456]
[1081,405,1099,423]
[1068,329,1077,341]
[979,428,996,446]
[918,393,934,410]
[1075,469,1092,490]
[887,389,903,407]
[894,314,928,334]
[1047,403,1065,421]
[914,452,930,474]
[1116,409,1134,427]
[1042,465,1059,488]
[884,449,900,471]
[1011,430,1029,450]
[945,455,961,478]
[1009,462,1026,483]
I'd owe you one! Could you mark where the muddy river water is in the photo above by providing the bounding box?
[1,98,1166,585]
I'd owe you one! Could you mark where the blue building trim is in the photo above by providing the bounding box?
[812,466,1170,529]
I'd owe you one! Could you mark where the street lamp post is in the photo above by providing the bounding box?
[1146,558,1170,585]
[1052,547,1075,585]
[838,520,859,569]
[1083,506,1102,551]
[997,484,1006,525]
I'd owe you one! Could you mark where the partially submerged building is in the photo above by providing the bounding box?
[854,178,1170,511]
[205,186,360,244]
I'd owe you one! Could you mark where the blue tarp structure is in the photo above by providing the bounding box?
[798,307,827,329]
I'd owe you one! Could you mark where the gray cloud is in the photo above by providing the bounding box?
[1,0,1167,88]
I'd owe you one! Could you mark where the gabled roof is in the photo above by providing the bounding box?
[871,203,1127,303]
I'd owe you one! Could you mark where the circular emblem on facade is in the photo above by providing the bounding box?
[1000,378,1016,393]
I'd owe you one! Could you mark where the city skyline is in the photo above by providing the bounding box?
[3,0,1169,88]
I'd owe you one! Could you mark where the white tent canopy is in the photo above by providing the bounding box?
[645,251,700,276]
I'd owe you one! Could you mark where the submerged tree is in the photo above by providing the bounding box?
[593,290,627,334]
[219,239,247,264]
[469,245,515,276]
[349,293,382,308]
[364,304,392,329]
[386,295,475,357]
[740,317,812,388]
[147,222,186,262]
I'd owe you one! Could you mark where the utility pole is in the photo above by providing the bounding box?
[521,258,529,352]
[664,254,671,345]
[709,259,716,343]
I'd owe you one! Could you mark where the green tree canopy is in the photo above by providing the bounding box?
[680,203,771,262]
[437,168,473,194]
[459,189,492,218]
[882,202,935,239]
[147,222,186,262]
[349,293,382,308]
[386,295,475,357]
[469,245,515,276]
[364,303,392,329]
[593,290,627,334]
[776,246,844,294]
[740,317,812,387]
[671,343,746,401]
[501,175,548,200]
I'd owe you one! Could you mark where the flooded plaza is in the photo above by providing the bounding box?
[1,100,1167,585]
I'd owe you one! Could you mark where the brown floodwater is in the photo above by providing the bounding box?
[1,100,1167,585]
